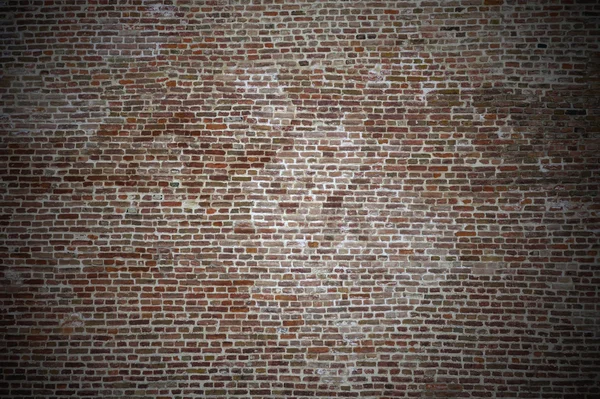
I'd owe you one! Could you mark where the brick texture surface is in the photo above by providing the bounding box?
[1,0,600,398]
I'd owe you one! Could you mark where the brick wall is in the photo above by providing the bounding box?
[1,0,599,398]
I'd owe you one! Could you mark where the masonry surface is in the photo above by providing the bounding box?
[1,0,600,398]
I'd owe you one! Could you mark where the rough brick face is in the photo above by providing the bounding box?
[1,0,599,398]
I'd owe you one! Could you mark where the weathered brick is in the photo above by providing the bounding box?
[0,1,598,398]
